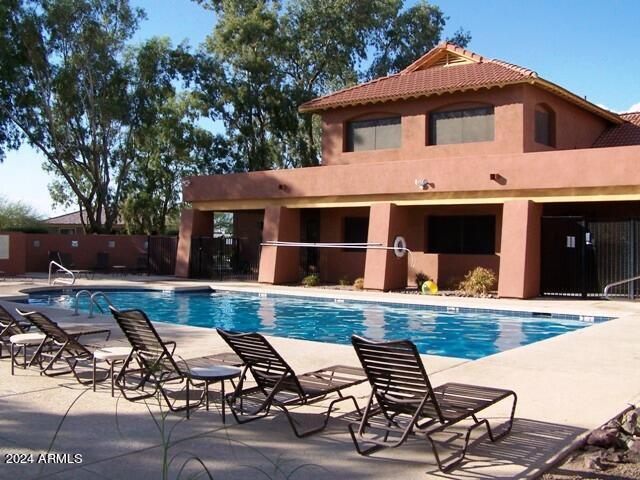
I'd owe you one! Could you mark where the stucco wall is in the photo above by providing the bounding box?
[522,84,609,152]
[317,207,369,283]
[321,86,526,166]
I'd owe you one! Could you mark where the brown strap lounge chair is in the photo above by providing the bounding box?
[217,329,366,438]
[0,303,32,358]
[349,335,517,472]
[15,309,112,384]
[109,307,242,413]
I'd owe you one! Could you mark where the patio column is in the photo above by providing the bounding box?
[364,203,408,291]
[498,200,542,298]
[258,206,301,284]
[175,209,213,277]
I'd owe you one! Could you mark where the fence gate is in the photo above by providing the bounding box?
[541,217,640,298]
[189,236,259,280]
[148,236,178,275]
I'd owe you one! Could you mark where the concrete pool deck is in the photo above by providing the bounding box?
[0,277,639,479]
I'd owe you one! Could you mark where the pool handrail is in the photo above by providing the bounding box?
[48,261,75,286]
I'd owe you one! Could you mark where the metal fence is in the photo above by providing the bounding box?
[189,236,259,280]
[147,236,178,275]
[541,217,640,298]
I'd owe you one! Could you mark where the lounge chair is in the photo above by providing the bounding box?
[0,303,40,367]
[109,307,242,412]
[217,329,367,437]
[349,335,517,472]
[15,309,113,384]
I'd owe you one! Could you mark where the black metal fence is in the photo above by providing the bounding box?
[189,236,259,280]
[147,236,178,275]
[541,217,640,298]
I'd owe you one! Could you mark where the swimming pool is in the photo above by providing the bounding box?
[26,289,610,360]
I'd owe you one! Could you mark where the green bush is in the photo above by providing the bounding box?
[338,275,350,286]
[414,271,430,290]
[353,277,365,290]
[301,274,320,287]
[458,267,497,296]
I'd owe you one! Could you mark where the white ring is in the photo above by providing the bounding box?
[393,236,407,257]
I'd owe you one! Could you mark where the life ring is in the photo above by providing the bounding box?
[393,236,407,257]
[421,280,438,295]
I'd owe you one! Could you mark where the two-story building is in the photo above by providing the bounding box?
[175,43,640,299]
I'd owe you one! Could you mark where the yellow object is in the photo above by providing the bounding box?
[421,280,438,295]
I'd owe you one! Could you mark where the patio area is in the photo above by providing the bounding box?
[1,278,639,479]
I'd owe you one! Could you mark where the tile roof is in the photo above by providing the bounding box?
[593,112,640,148]
[299,43,621,124]
[44,210,122,225]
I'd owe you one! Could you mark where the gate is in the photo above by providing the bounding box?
[147,236,178,275]
[541,217,640,298]
[189,236,259,280]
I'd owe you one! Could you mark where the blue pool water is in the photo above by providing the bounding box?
[26,289,610,360]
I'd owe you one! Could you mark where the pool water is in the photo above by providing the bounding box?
[26,289,609,360]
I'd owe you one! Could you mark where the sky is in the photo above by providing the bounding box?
[1,0,639,217]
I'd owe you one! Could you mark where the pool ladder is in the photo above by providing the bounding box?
[73,290,116,318]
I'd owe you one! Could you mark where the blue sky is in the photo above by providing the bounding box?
[1,0,638,217]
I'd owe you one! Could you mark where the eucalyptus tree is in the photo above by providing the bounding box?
[195,0,470,170]
[0,0,217,233]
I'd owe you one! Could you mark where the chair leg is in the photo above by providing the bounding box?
[426,392,518,472]
[280,394,362,438]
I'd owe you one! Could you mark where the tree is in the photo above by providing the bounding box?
[196,0,470,170]
[0,196,42,231]
[0,1,216,234]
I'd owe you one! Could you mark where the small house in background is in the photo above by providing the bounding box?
[175,43,640,299]
[43,210,125,235]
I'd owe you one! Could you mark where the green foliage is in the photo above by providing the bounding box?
[458,267,497,296]
[301,273,320,287]
[0,196,42,231]
[414,271,430,290]
[0,1,223,234]
[214,212,234,236]
[353,277,365,290]
[197,0,470,171]
[338,275,350,286]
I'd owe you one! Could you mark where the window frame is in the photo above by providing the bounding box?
[534,104,556,147]
[426,215,496,255]
[344,116,401,152]
[428,105,495,146]
[342,217,369,252]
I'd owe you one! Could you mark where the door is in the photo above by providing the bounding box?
[540,216,588,296]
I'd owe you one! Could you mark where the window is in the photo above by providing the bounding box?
[427,215,496,254]
[346,117,401,152]
[429,106,494,145]
[535,105,555,147]
[343,217,369,251]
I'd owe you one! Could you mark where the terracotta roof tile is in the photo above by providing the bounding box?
[300,61,533,112]
[299,43,621,124]
[593,112,640,148]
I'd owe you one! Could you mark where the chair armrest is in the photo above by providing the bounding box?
[163,341,177,355]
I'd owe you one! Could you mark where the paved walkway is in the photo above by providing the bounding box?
[0,278,639,479]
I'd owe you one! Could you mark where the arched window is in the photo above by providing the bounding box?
[535,104,556,147]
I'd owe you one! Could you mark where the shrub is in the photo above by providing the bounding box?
[458,267,497,296]
[414,271,430,290]
[353,277,365,290]
[338,275,350,286]
[301,274,320,287]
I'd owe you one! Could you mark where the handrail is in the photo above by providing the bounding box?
[73,290,93,316]
[72,290,116,318]
[48,261,75,286]
[89,291,116,318]
[603,275,640,300]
